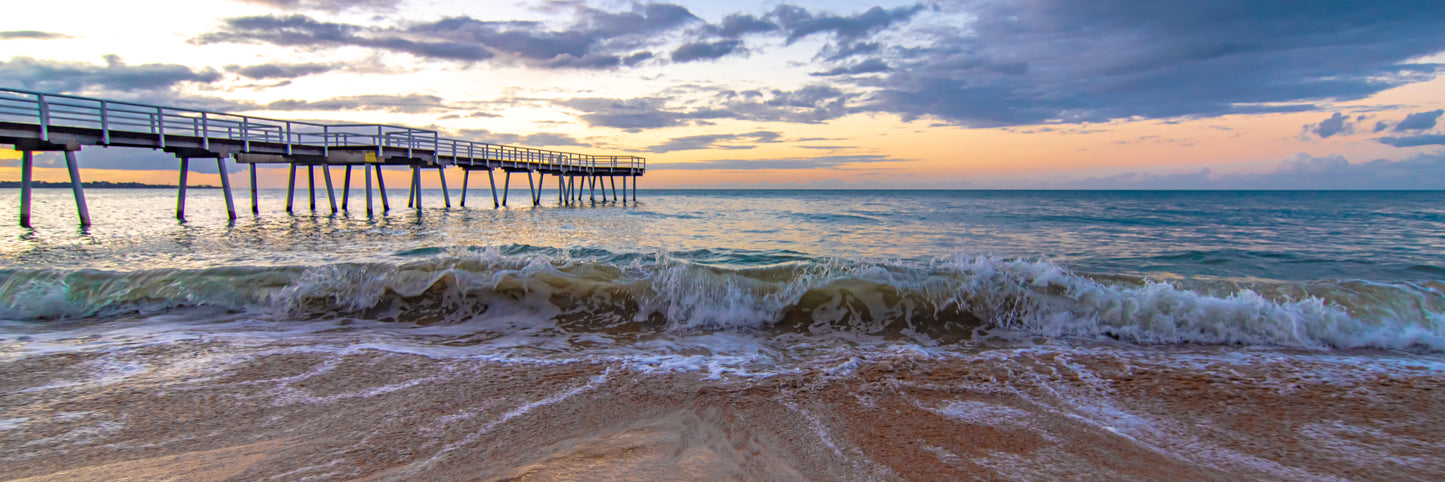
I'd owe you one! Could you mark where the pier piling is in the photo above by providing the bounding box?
[249,163,259,214]
[286,164,296,213]
[502,171,511,207]
[365,164,374,216]
[438,167,451,208]
[376,166,389,211]
[19,150,32,227]
[341,166,351,211]
[322,165,337,214]
[176,158,189,220]
[411,165,422,211]
[217,157,235,221]
[64,150,90,226]
[460,169,470,207]
[307,165,316,212]
[527,171,537,206]
[487,169,498,208]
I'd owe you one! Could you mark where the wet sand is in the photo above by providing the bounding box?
[3,342,1442,481]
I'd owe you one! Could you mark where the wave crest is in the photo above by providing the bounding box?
[1,248,1440,351]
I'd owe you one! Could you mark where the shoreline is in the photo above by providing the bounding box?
[3,341,1440,480]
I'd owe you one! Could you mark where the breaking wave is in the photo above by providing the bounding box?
[1,247,1441,351]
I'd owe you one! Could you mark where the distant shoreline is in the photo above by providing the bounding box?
[0,181,219,189]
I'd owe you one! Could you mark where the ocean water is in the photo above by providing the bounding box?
[2,188,1443,480]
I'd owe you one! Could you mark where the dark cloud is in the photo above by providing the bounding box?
[647,131,781,153]
[810,58,890,76]
[197,3,699,68]
[458,129,587,147]
[1046,153,1445,190]
[234,0,402,13]
[671,40,743,63]
[1394,109,1444,131]
[0,55,221,93]
[228,62,338,79]
[194,15,494,61]
[652,154,898,170]
[768,4,926,44]
[0,31,73,40]
[264,94,449,113]
[1374,121,1391,133]
[1302,112,1354,139]
[859,0,1445,127]
[709,14,778,38]
[1377,134,1445,147]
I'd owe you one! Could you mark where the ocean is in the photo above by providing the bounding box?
[2,188,1442,480]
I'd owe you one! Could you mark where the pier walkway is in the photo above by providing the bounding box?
[0,87,645,227]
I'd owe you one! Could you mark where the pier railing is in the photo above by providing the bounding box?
[0,87,644,172]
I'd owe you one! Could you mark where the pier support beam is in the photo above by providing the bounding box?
[632,175,638,202]
[438,167,451,208]
[610,176,617,204]
[216,157,235,221]
[18,151,32,227]
[411,165,422,211]
[487,169,499,208]
[286,164,296,213]
[376,166,389,212]
[621,176,627,205]
[501,171,511,207]
[365,164,373,216]
[460,170,470,207]
[557,174,564,205]
[176,157,189,220]
[341,166,351,211]
[63,151,90,226]
[527,171,538,206]
[307,165,316,212]
[322,165,337,214]
[249,163,259,214]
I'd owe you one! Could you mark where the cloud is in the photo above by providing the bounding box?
[768,4,926,45]
[1394,109,1444,131]
[855,0,1445,127]
[671,40,743,63]
[0,31,73,40]
[264,94,450,113]
[556,84,852,130]
[646,131,781,153]
[810,58,890,76]
[194,14,495,61]
[196,3,700,68]
[652,154,899,170]
[707,14,778,38]
[1302,112,1355,139]
[1377,134,1445,147]
[0,55,221,94]
[228,62,338,79]
[457,129,587,147]
[232,0,402,13]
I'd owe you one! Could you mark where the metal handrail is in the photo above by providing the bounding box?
[0,87,645,172]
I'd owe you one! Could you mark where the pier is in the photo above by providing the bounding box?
[0,87,645,227]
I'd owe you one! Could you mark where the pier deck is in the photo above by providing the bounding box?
[0,87,644,226]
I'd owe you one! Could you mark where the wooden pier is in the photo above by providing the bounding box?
[0,87,645,226]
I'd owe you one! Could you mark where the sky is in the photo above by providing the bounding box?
[2,0,1445,189]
